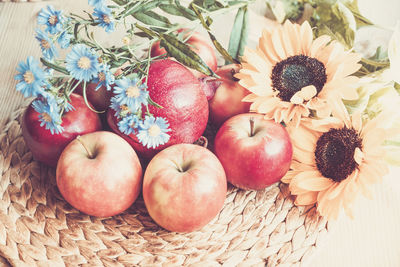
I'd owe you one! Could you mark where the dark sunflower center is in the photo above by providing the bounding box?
[271,55,327,102]
[315,127,362,182]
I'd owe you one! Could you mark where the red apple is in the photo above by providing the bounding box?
[209,64,251,127]
[107,59,209,161]
[214,113,293,190]
[143,144,227,232]
[151,30,217,78]
[56,131,142,217]
[21,93,102,167]
[75,82,112,112]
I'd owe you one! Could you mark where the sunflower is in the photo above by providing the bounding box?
[236,20,362,127]
[281,111,390,220]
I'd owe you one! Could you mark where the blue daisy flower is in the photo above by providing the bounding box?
[118,114,141,135]
[93,64,115,91]
[113,77,148,112]
[57,97,75,112]
[110,97,131,118]
[66,44,100,82]
[137,116,171,149]
[93,5,115,33]
[37,5,65,35]
[36,29,58,61]
[32,97,64,135]
[14,56,48,98]
[58,31,72,49]
[88,0,106,8]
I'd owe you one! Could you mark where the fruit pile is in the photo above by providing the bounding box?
[21,34,293,233]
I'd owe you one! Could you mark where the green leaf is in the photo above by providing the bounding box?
[191,0,225,11]
[160,33,215,76]
[134,23,159,38]
[159,3,197,20]
[266,0,305,23]
[342,0,374,28]
[311,1,356,49]
[190,3,238,63]
[122,0,170,18]
[40,58,69,75]
[227,6,249,63]
[133,10,172,28]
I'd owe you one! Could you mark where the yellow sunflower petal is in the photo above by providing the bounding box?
[271,29,287,60]
[281,170,301,183]
[310,35,331,57]
[284,20,301,55]
[294,174,335,191]
[287,124,318,153]
[259,29,280,63]
[242,93,259,102]
[295,191,319,205]
[300,21,313,54]
[351,112,363,132]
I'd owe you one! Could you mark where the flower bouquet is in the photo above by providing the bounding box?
[3,0,400,265]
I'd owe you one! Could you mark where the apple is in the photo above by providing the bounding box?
[75,82,112,112]
[107,59,209,161]
[56,131,142,217]
[209,64,251,127]
[151,30,217,78]
[21,93,102,167]
[214,113,293,190]
[143,144,227,232]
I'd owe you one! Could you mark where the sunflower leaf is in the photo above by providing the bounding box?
[159,33,215,76]
[227,6,249,63]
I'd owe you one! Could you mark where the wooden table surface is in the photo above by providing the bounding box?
[0,1,399,267]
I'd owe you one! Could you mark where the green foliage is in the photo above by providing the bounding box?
[227,6,249,63]
[310,0,356,49]
[159,33,215,76]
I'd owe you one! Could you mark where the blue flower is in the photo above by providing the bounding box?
[110,97,130,118]
[58,31,72,49]
[118,114,141,135]
[88,0,106,8]
[57,97,75,112]
[137,116,171,149]
[113,77,148,112]
[66,44,100,82]
[14,56,48,97]
[93,64,115,91]
[37,5,65,35]
[93,6,115,33]
[32,97,64,135]
[36,29,58,61]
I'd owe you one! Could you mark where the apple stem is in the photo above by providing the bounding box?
[76,135,94,159]
[249,117,255,137]
[171,159,184,172]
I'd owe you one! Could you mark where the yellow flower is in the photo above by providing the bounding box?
[236,20,362,127]
[282,111,390,220]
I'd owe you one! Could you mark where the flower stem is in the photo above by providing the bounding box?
[76,135,94,159]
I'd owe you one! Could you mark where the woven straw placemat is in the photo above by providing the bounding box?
[0,103,330,266]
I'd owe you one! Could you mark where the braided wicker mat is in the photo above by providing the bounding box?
[0,104,330,267]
